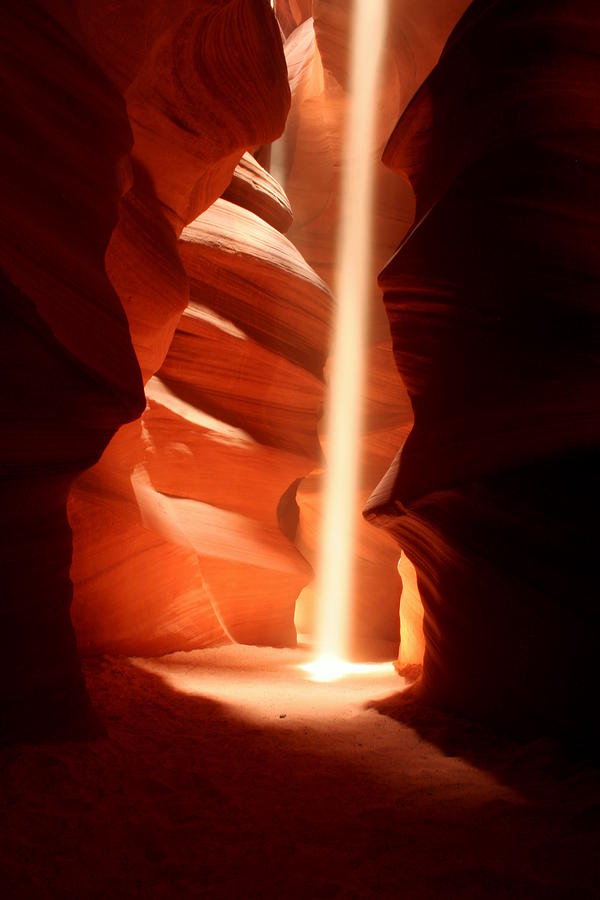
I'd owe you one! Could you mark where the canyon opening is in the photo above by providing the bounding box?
[1,1,598,898]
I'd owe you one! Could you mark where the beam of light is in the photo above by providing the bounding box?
[313,0,388,675]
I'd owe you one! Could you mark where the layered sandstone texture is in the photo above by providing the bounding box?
[366,0,600,734]
[71,185,331,655]
[1,0,291,740]
[68,4,331,658]
[279,1,468,658]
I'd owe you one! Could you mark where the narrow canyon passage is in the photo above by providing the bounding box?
[2,0,599,896]
[3,647,599,899]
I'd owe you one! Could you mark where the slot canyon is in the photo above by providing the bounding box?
[1,0,599,896]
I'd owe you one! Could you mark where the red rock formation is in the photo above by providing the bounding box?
[223,152,293,234]
[2,0,291,740]
[148,194,331,645]
[69,6,305,656]
[96,0,291,386]
[0,2,145,740]
[366,0,600,735]
[71,194,331,655]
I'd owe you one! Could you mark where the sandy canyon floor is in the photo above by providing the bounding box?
[2,645,599,898]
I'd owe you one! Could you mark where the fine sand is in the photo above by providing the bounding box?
[1,645,598,898]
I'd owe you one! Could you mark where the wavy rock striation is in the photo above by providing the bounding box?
[366,0,600,734]
[223,152,293,234]
[69,4,298,657]
[2,0,290,740]
[71,184,330,654]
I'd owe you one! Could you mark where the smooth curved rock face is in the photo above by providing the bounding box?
[68,3,296,658]
[1,0,290,739]
[366,0,600,735]
[82,2,291,383]
[223,153,293,234]
[178,199,329,384]
[152,197,330,648]
[70,419,230,656]
[108,1,291,383]
[71,188,331,655]
[0,2,145,740]
[75,0,291,230]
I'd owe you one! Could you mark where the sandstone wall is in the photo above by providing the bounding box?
[366,0,600,734]
[71,187,331,655]
[1,0,292,740]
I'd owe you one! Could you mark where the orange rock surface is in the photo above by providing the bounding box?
[223,152,293,234]
[1,0,293,737]
[71,191,331,654]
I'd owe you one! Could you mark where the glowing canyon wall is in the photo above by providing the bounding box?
[366,0,600,735]
[70,187,331,655]
[67,7,333,657]
[1,0,294,739]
